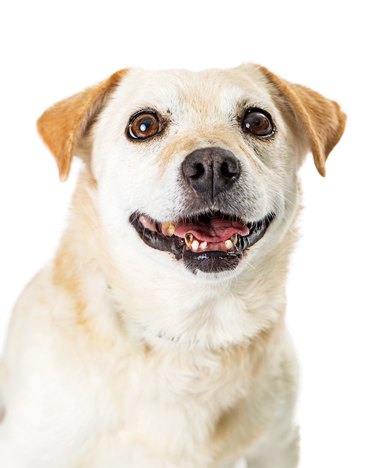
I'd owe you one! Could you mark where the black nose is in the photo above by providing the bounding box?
[181,147,241,199]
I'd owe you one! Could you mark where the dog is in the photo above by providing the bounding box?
[0,64,345,467]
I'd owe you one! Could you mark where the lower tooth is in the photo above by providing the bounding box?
[225,239,234,250]
[192,240,199,252]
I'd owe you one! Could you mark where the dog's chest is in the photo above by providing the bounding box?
[84,344,255,466]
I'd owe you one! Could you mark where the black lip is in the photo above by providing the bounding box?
[129,211,275,274]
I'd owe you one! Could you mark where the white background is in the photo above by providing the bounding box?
[0,1,374,467]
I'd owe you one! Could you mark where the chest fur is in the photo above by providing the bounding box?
[79,343,264,466]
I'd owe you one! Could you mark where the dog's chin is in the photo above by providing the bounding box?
[129,210,275,275]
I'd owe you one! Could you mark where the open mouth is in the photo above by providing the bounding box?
[130,211,275,273]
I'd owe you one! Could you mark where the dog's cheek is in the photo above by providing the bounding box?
[92,143,184,231]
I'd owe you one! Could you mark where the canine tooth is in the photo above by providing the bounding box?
[231,234,238,246]
[161,222,175,235]
[225,239,234,250]
[192,240,199,252]
[184,233,194,247]
[167,224,175,235]
[200,241,207,251]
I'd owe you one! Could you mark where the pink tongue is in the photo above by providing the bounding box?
[173,217,249,242]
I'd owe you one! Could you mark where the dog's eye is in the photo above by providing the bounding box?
[242,109,274,138]
[127,110,162,140]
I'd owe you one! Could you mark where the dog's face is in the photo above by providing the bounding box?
[37,65,346,280]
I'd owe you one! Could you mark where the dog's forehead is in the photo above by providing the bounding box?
[112,65,273,115]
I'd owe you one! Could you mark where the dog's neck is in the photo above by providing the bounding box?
[53,171,297,351]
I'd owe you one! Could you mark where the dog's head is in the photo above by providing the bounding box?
[37,65,345,279]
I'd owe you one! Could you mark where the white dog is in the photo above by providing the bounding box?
[0,64,345,467]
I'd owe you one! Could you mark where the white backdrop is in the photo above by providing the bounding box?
[0,1,374,467]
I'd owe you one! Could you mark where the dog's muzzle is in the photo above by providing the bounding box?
[129,147,275,274]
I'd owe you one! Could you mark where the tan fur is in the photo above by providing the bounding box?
[52,169,112,333]
[54,245,88,327]
[257,65,346,176]
[37,69,127,181]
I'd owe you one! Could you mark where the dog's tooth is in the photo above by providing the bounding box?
[231,234,238,246]
[167,224,175,235]
[192,240,199,252]
[184,233,194,247]
[200,241,207,251]
[225,239,234,250]
[161,222,175,235]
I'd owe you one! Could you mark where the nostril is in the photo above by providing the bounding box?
[190,162,205,180]
[221,160,240,180]
[221,161,233,178]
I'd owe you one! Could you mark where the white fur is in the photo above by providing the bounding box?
[0,65,307,467]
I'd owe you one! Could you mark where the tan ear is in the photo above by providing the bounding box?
[37,69,127,181]
[257,65,346,176]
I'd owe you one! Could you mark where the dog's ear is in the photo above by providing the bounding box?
[257,65,346,176]
[37,69,127,181]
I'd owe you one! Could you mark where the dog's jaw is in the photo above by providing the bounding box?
[129,210,276,274]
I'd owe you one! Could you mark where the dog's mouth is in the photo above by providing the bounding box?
[130,211,275,273]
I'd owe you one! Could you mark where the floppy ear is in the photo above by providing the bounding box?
[257,65,346,176]
[37,69,127,181]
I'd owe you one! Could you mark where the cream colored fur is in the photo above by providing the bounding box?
[0,64,345,467]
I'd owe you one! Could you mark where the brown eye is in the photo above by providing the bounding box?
[127,110,162,140]
[242,109,274,138]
